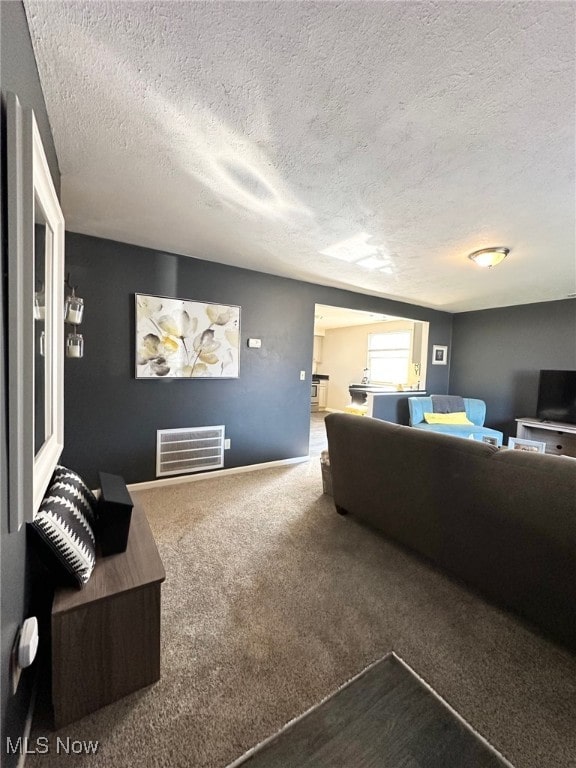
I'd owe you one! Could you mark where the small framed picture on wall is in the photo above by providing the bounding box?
[432,345,448,365]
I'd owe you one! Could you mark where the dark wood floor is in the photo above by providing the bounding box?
[309,411,329,456]
[236,654,512,768]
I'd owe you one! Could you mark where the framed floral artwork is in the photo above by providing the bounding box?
[135,294,240,378]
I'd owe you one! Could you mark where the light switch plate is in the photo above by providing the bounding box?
[300,371,306,380]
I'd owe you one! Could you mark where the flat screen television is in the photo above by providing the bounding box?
[536,370,576,425]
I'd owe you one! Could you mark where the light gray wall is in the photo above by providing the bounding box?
[0,2,60,761]
[450,299,576,438]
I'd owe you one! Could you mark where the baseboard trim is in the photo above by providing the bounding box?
[126,455,311,492]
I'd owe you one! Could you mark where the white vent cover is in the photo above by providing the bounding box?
[156,426,225,477]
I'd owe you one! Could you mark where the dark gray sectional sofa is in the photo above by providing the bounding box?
[325,413,576,651]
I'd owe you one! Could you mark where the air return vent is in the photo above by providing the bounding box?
[156,426,225,477]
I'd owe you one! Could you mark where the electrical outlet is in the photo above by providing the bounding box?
[247,338,262,348]
[300,371,306,380]
[224,439,231,449]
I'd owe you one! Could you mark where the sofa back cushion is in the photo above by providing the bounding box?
[409,396,486,426]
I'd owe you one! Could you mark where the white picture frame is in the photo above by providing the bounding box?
[431,344,448,365]
[508,437,546,453]
[7,93,64,529]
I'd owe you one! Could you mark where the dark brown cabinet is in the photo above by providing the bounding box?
[51,506,165,728]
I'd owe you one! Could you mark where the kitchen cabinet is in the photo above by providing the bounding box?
[318,382,328,409]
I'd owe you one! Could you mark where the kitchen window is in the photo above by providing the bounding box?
[367,331,412,385]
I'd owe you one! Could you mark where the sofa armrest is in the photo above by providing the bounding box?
[408,396,433,425]
[464,398,486,426]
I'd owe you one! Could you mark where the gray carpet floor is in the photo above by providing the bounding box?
[29,460,576,768]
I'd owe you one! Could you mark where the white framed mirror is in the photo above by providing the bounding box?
[7,92,64,530]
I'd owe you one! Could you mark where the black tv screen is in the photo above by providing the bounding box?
[536,370,576,425]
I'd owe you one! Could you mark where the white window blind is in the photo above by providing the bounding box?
[367,331,412,384]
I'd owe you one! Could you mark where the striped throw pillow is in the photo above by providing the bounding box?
[32,466,97,587]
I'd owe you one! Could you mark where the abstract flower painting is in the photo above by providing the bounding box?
[135,294,240,378]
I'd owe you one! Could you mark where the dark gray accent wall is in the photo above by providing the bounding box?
[0,2,59,190]
[450,299,576,438]
[63,233,453,487]
[1,2,60,762]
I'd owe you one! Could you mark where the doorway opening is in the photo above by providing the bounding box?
[311,304,429,415]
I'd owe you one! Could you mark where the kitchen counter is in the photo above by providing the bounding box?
[348,387,428,424]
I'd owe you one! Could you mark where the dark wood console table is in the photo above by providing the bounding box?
[51,506,165,728]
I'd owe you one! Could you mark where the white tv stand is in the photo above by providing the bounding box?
[515,418,576,458]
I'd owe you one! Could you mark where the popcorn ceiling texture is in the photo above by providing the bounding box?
[24,1,575,311]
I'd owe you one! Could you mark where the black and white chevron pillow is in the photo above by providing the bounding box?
[51,465,98,526]
[32,466,97,587]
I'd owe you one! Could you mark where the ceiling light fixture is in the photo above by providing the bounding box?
[468,247,510,268]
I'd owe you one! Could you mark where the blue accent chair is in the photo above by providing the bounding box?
[408,397,504,445]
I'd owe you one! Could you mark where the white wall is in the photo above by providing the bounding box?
[312,334,323,374]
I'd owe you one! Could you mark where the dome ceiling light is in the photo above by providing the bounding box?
[468,247,510,268]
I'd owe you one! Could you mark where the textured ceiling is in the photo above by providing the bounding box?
[25,0,575,312]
